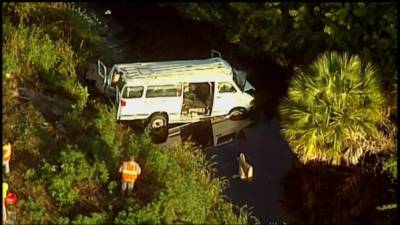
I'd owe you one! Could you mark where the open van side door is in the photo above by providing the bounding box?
[98,59,117,106]
[115,85,121,120]
[97,59,108,94]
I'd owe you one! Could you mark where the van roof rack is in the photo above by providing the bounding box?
[117,57,231,79]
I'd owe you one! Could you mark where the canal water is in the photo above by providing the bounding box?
[81,3,396,224]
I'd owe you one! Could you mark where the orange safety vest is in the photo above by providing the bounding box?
[121,161,140,182]
[3,143,11,162]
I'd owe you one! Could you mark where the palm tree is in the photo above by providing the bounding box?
[279,51,393,165]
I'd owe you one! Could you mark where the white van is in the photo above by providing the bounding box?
[86,51,256,129]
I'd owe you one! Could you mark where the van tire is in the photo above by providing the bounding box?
[149,114,168,129]
[148,113,168,143]
[149,126,168,143]
[149,113,168,129]
[229,108,246,121]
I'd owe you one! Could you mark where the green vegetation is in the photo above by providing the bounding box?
[3,3,257,224]
[279,51,395,165]
[19,197,51,224]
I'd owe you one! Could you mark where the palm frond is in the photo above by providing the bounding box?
[279,51,393,165]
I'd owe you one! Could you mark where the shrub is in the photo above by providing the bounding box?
[92,160,110,183]
[59,147,94,181]
[24,168,37,182]
[72,212,109,225]
[10,104,45,158]
[2,51,20,77]
[48,177,79,212]
[85,103,122,170]
[58,217,70,225]
[107,181,118,194]
[207,200,260,225]
[2,24,57,77]
[381,151,397,183]
[115,205,161,225]
[19,197,51,224]
[280,51,391,165]
[40,147,94,212]
[24,26,57,73]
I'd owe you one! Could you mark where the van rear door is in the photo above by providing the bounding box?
[118,85,146,120]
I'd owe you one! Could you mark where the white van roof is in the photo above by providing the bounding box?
[114,57,234,84]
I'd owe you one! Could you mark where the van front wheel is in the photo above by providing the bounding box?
[149,114,167,129]
[229,108,245,121]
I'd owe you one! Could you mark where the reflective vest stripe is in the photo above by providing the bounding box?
[122,162,139,182]
[3,144,11,162]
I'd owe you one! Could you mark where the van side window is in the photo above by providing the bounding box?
[218,82,236,93]
[122,86,144,98]
[146,84,181,97]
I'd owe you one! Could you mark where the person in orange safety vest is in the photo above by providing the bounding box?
[3,182,9,223]
[3,143,12,174]
[119,156,141,195]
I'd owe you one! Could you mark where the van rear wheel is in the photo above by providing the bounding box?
[148,114,168,143]
[149,114,167,129]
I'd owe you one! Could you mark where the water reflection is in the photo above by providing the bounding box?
[159,118,253,148]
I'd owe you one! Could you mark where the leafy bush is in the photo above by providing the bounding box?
[72,212,109,225]
[2,23,57,76]
[19,197,51,224]
[207,200,259,225]
[85,103,122,170]
[24,168,37,182]
[280,51,391,165]
[115,203,160,225]
[92,160,110,183]
[10,104,45,158]
[40,147,94,212]
[176,3,396,73]
[59,147,94,181]
[107,181,118,194]
[381,151,397,183]
[58,217,71,225]
[48,177,79,212]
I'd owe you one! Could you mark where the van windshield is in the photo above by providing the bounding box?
[233,69,246,92]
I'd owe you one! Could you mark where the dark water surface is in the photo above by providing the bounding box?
[207,118,295,223]
[81,3,396,224]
